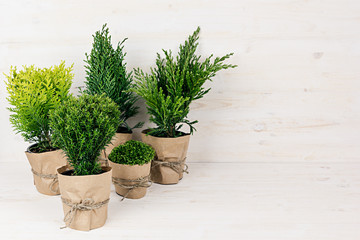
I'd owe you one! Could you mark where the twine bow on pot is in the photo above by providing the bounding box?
[60,197,110,229]
[112,175,152,201]
[152,158,189,175]
[31,168,59,194]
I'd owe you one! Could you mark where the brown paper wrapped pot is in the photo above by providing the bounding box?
[25,144,68,195]
[109,160,151,199]
[99,132,132,166]
[141,130,190,184]
[57,166,112,231]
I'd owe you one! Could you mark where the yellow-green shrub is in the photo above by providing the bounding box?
[5,61,73,152]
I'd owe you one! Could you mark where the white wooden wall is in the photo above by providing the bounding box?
[1,0,359,163]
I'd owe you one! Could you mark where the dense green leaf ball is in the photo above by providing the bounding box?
[108,140,155,166]
[50,94,121,176]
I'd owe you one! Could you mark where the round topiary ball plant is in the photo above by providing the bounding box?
[50,94,121,176]
[108,140,155,200]
[108,140,155,166]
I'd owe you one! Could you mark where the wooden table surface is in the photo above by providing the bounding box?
[0,161,359,239]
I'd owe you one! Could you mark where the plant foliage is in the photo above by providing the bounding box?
[5,61,73,152]
[50,94,121,176]
[84,24,142,133]
[108,140,155,166]
[133,27,237,138]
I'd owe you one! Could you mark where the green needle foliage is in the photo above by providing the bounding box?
[5,61,73,152]
[108,140,155,166]
[84,24,142,133]
[133,27,237,138]
[50,94,121,176]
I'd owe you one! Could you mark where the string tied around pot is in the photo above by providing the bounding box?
[31,168,59,194]
[60,198,110,229]
[152,158,189,175]
[112,175,152,201]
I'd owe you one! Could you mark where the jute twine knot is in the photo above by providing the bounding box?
[152,158,189,175]
[31,168,59,194]
[60,197,110,229]
[112,175,152,201]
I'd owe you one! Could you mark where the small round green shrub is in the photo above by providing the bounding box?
[108,140,155,166]
[50,94,121,176]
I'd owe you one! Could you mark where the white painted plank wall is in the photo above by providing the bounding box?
[0,0,359,163]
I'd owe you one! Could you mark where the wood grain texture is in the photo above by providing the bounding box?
[0,161,359,239]
[1,0,360,163]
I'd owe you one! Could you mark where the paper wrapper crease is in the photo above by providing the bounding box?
[109,161,151,199]
[25,146,68,195]
[57,166,112,231]
[100,133,132,166]
[141,130,190,184]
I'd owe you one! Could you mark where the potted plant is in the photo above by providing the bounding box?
[108,140,155,200]
[133,27,237,184]
[84,24,143,166]
[5,61,73,195]
[50,94,120,231]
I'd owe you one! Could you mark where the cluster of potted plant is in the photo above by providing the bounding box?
[5,24,236,231]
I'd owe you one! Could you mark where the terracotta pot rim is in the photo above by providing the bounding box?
[141,129,190,139]
[26,143,60,154]
[57,165,112,177]
[108,160,151,167]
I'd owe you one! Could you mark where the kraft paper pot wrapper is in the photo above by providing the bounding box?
[109,161,151,199]
[57,166,112,231]
[99,133,132,167]
[141,130,190,184]
[25,145,68,195]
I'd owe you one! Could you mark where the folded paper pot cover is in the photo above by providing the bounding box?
[25,146,68,195]
[57,166,112,231]
[100,132,132,167]
[141,130,190,184]
[109,161,151,199]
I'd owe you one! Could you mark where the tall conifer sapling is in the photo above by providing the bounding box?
[133,27,237,138]
[84,24,142,133]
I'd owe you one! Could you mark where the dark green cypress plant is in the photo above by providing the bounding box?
[84,24,142,133]
[49,94,121,176]
[132,27,237,138]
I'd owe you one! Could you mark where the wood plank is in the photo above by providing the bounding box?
[1,0,360,163]
[0,162,359,239]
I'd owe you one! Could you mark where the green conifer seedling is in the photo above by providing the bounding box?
[5,61,73,152]
[133,27,237,137]
[84,24,142,133]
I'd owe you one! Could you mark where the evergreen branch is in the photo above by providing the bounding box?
[132,27,237,138]
[84,24,141,132]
